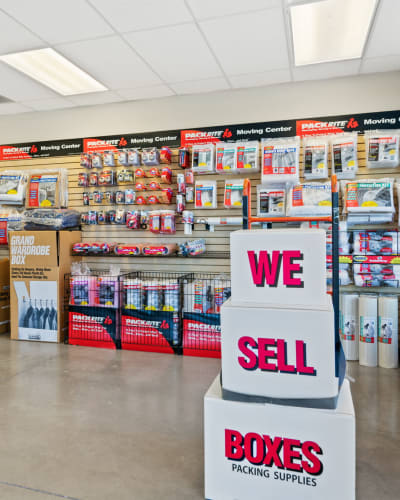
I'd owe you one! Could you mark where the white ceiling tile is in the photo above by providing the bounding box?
[0,61,57,100]
[90,0,192,32]
[0,0,114,45]
[125,24,223,82]
[293,60,361,81]
[0,103,32,115]
[361,55,400,74]
[187,0,281,20]
[171,77,229,95]
[0,10,44,55]
[68,90,123,106]
[117,85,174,100]
[56,36,162,89]
[229,69,291,88]
[200,9,289,74]
[365,0,400,57]
[21,97,76,111]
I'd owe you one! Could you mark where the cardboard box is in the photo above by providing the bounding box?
[221,298,339,405]
[230,229,327,308]
[204,377,355,500]
[10,231,80,343]
[0,258,10,303]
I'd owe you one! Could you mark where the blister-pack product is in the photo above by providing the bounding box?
[331,133,358,179]
[116,169,134,184]
[256,185,286,217]
[353,231,398,255]
[160,146,172,164]
[342,179,394,213]
[0,172,26,204]
[366,131,400,168]
[192,143,215,174]
[224,179,244,208]
[142,147,160,166]
[261,137,300,185]
[128,149,141,166]
[216,143,237,173]
[80,153,91,169]
[236,141,259,173]
[303,136,329,180]
[287,181,331,216]
[103,151,115,167]
[118,149,129,166]
[195,180,217,209]
[91,152,103,169]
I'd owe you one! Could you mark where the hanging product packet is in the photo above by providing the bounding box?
[192,143,215,174]
[195,180,217,209]
[236,141,259,173]
[331,132,358,179]
[0,171,27,205]
[216,143,237,174]
[353,231,398,255]
[365,131,400,168]
[287,181,332,216]
[26,170,68,208]
[303,136,329,180]
[261,137,300,185]
[224,179,244,208]
[342,178,394,213]
[257,184,286,217]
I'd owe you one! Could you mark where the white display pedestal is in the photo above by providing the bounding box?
[204,377,355,500]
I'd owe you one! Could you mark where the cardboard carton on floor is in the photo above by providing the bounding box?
[9,231,81,343]
[204,377,355,500]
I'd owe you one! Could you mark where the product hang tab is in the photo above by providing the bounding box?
[230,228,328,308]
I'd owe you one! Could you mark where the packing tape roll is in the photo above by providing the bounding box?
[359,294,378,367]
[378,295,399,369]
[341,293,359,361]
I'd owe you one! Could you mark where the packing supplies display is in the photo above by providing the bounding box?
[22,209,80,230]
[256,185,285,217]
[192,143,215,174]
[224,179,243,208]
[340,293,359,361]
[352,231,398,255]
[26,170,68,209]
[0,172,27,205]
[236,141,259,173]
[331,132,358,179]
[365,131,400,168]
[216,143,237,174]
[303,135,329,180]
[287,181,332,216]
[378,295,399,368]
[342,179,394,213]
[359,294,378,367]
[261,136,300,185]
[195,180,217,209]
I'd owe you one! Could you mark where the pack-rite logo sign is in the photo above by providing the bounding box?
[29,144,38,154]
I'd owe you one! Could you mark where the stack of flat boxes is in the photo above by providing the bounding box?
[204,229,355,500]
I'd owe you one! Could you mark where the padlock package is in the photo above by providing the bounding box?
[365,131,400,168]
[257,185,286,217]
[303,136,329,180]
[261,137,300,185]
[331,132,358,179]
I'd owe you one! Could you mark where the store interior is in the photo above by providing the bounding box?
[0,1,399,499]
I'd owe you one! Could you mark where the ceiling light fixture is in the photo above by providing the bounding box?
[0,48,107,95]
[289,0,378,66]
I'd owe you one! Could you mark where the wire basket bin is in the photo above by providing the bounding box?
[120,271,192,354]
[65,270,123,349]
[182,273,231,358]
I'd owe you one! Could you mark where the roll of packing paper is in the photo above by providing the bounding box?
[359,294,378,367]
[341,293,359,361]
[378,295,399,369]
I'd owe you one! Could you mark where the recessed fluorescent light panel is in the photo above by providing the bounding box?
[290,0,378,66]
[0,48,107,95]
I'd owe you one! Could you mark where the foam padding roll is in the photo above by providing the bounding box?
[359,294,378,367]
[378,295,399,369]
[341,293,359,361]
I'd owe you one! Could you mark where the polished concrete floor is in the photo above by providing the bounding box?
[0,336,398,499]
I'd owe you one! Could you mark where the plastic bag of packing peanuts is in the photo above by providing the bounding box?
[365,131,400,169]
[342,178,394,213]
[353,231,398,255]
[287,181,331,216]
[261,137,300,185]
[331,132,358,179]
[303,136,329,180]
[0,171,27,205]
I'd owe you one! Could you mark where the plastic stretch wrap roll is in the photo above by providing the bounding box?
[378,295,399,369]
[341,293,359,361]
[359,294,378,367]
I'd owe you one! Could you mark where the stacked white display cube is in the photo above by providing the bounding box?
[204,229,355,500]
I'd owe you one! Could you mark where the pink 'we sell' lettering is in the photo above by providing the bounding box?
[247,250,304,288]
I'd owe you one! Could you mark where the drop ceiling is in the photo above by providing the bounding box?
[0,0,397,115]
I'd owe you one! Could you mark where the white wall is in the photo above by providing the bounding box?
[1,71,400,143]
